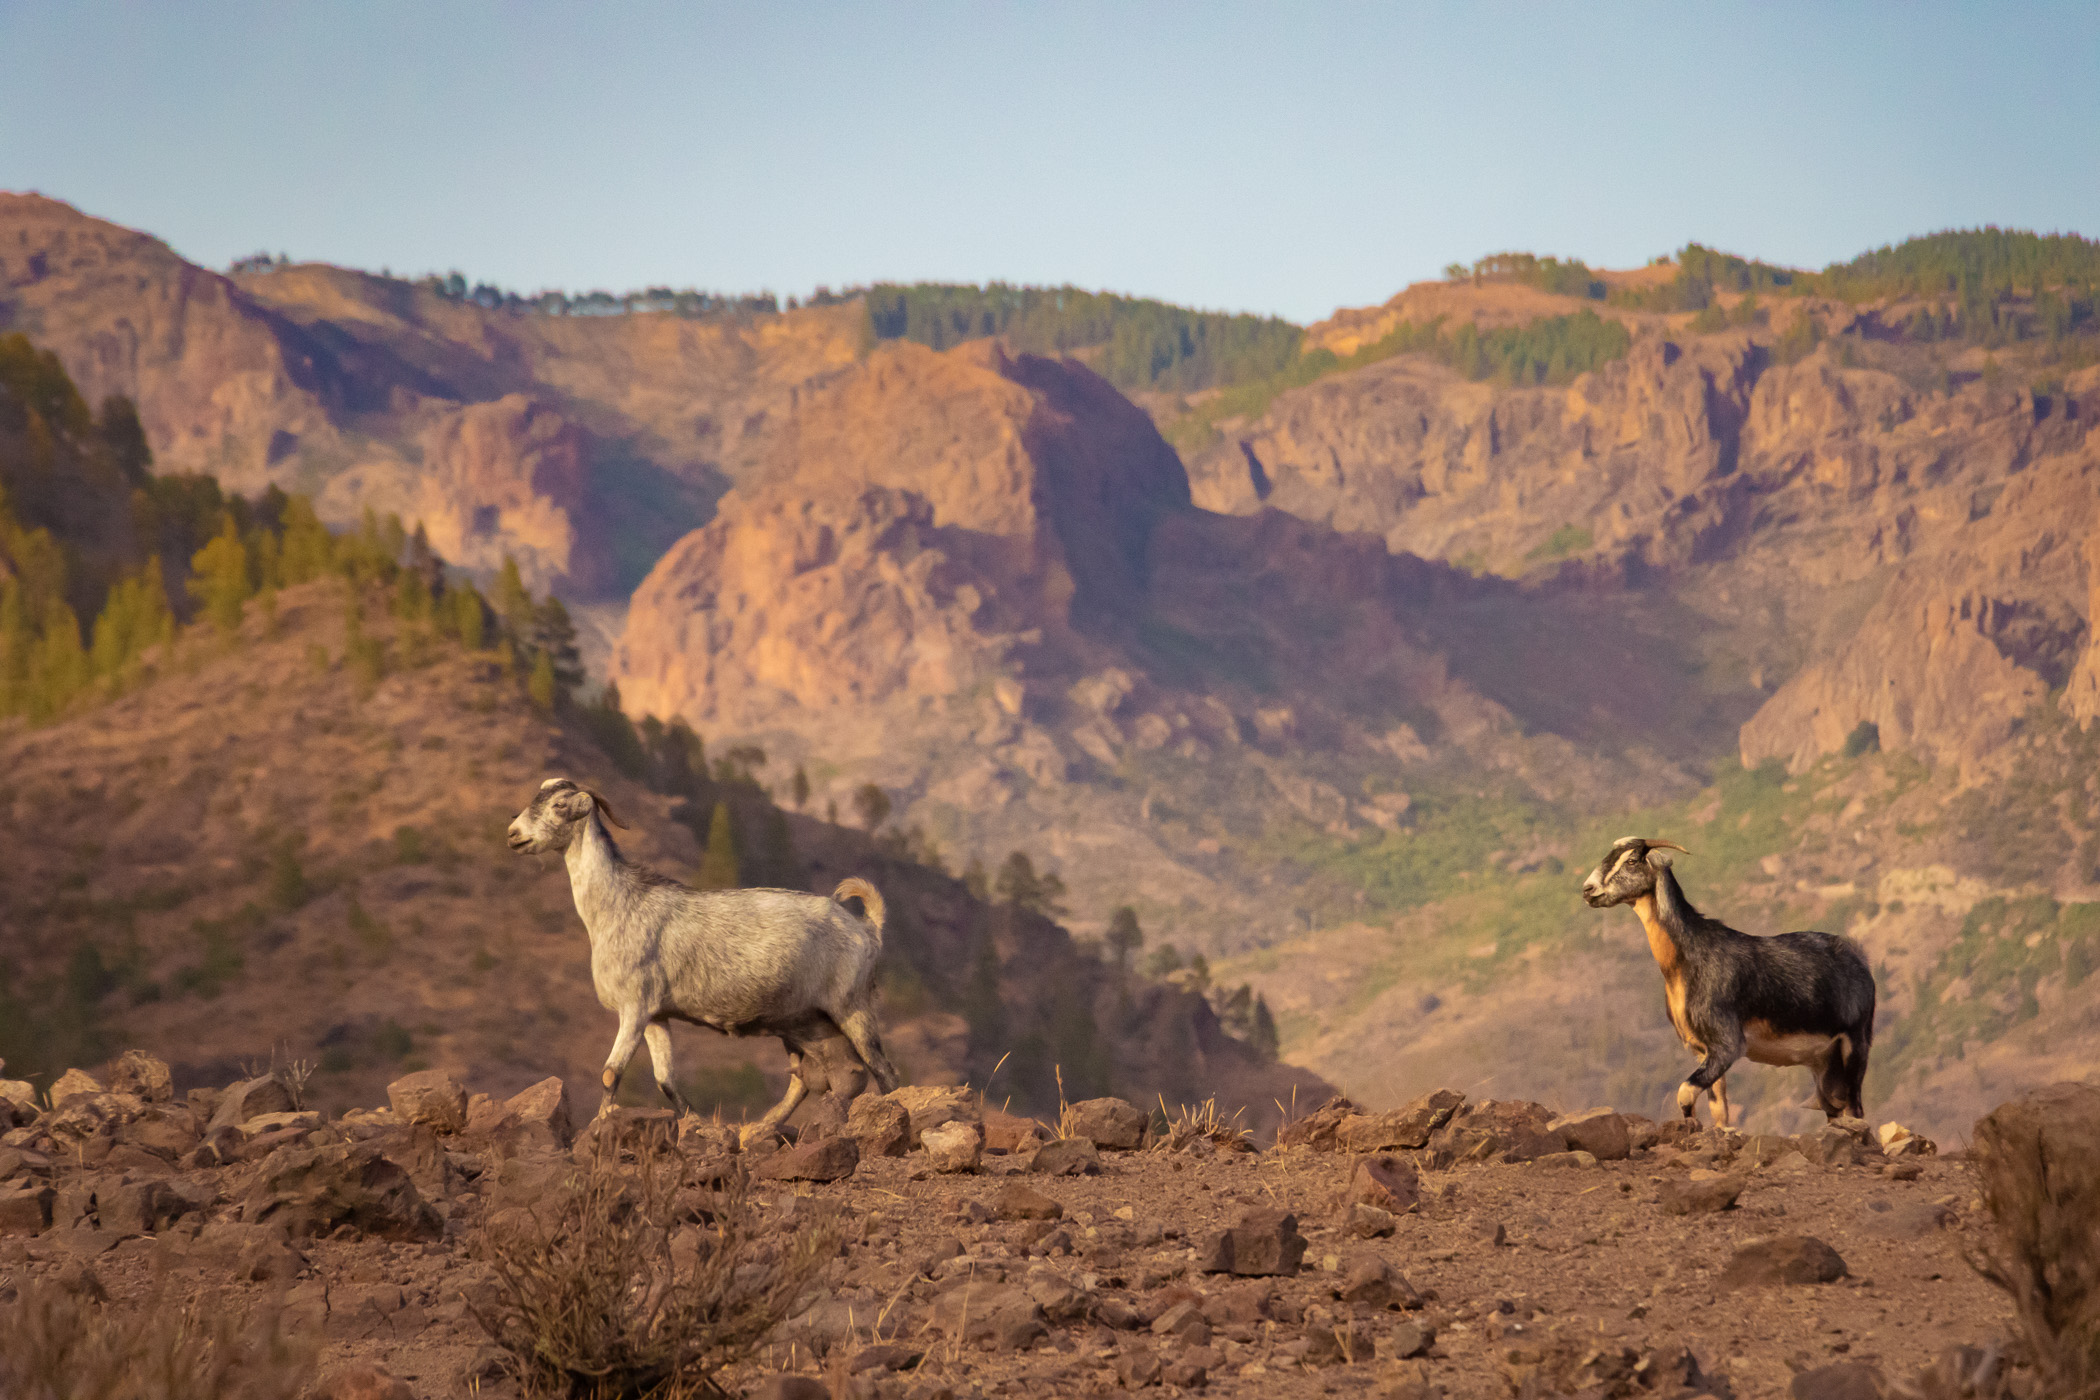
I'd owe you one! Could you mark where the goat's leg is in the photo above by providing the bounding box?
[756,1069,810,1130]
[642,1022,695,1118]
[837,1008,900,1094]
[1834,1031,1870,1120]
[1676,1038,1741,1125]
[1709,1073,1733,1128]
[599,1008,648,1119]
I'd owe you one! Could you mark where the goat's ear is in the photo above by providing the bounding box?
[553,788,595,821]
[586,789,629,829]
[1645,847,1678,871]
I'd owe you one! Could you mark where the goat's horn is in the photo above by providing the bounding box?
[1645,839,1689,854]
[587,790,629,829]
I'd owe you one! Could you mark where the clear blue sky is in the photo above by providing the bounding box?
[6,2,2097,324]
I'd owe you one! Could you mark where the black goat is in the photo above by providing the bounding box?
[1580,836,1876,1126]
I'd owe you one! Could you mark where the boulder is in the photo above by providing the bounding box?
[1276,1095,1360,1150]
[887,1085,978,1146]
[98,1179,192,1235]
[1336,1089,1465,1152]
[1200,1208,1307,1277]
[194,1220,308,1282]
[1547,1108,1632,1162]
[1029,1137,1100,1176]
[930,1282,1047,1350]
[921,1120,982,1173]
[1349,1154,1422,1214]
[1151,1299,1211,1346]
[991,1183,1063,1221]
[386,1070,468,1133]
[1659,1174,1745,1215]
[1720,1235,1848,1288]
[847,1094,910,1158]
[50,1068,106,1107]
[1428,1099,1564,1164]
[756,1136,859,1182]
[1064,1097,1146,1150]
[243,1143,443,1240]
[0,1182,54,1234]
[504,1077,572,1147]
[105,1051,174,1103]
[982,1107,1046,1154]
[207,1075,296,1134]
[1338,1256,1419,1309]
[574,1106,677,1160]
[122,1105,200,1159]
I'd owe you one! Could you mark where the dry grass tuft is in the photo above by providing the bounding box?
[470,1137,840,1399]
[0,1281,313,1400]
[1153,1095,1253,1152]
[1967,1083,2100,1398]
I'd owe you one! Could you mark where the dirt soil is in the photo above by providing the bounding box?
[0,1070,2016,1400]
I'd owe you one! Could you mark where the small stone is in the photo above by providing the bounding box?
[1163,1350,1213,1388]
[207,1076,296,1134]
[886,1085,979,1146]
[1117,1347,1164,1388]
[1029,1137,1100,1176]
[1547,1108,1631,1161]
[1535,1150,1599,1169]
[106,1051,174,1103]
[930,1281,1047,1350]
[1304,1317,1377,1366]
[1276,1095,1361,1151]
[1064,1097,1147,1150]
[1381,1319,1436,1360]
[750,1378,830,1400]
[1474,1218,1507,1247]
[1659,1173,1745,1214]
[1790,1361,1885,1400]
[386,1070,468,1133]
[848,1344,924,1374]
[1347,1202,1397,1238]
[1858,1199,1951,1241]
[503,1077,573,1148]
[1721,1235,1848,1288]
[1886,1161,1922,1182]
[849,1095,911,1158]
[50,1068,106,1108]
[0,1183,54,1234]
[756,1135,859,1182]
[921,1120,982,1173]
[1152,1298,1212,1346]
[241,1110,322,1138]
[991,1182,1063,1220]
[1338,1089,1466,1153]
[317,1365,416,1400]
[1339,1256,1419,1309]
[1200,1208,1307,1277]
[1350,1153,1422,1213]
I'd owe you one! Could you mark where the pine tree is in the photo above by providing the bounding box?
[696,801,741,890]
[1105,906,1144,972]
[853,782,891,831]
[962,931,1004,1059]
[188,516,252,637]
[531,596,583,689]
[1251,995,1280,1062]
[527,648,557,711]
[26,598,88,722]
[0,580,29,716]
[961,855,989,901]
[278,497,335,583]
[451,584,486,650]
[495,555,534,636]
[758,808,798,887]
[790,765,810,810]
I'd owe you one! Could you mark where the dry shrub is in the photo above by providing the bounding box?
[1969,1082,2100,1398]
[0,1281,312,1400]
[1153,1095,1253,1152]
[471,1139,840,1398]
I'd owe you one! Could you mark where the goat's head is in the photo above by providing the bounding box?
[508,777,626,853]
[1581,836,1688,908]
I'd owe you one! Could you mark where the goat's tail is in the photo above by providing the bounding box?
[832,877,885,936]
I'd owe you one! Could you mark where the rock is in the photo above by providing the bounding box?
[1886,1160,1923,1182]
[1659,1173,1745,1214]
[51,1258,106,1302]
[1117,1347,1164,1388]
[122,1105,200,1159]
[979,1107,1042,1154]
[0,1182,54,1234]
[1547,1108,1631,1161]
[1304,1317,1377,1365]
[1859,1198,1953,1241]
[1349,1154,1422,1214]
[919,1120,982,1173]
[1427,1099,1564,1164]
[1347,1202,1397,1238]
[1877,1121,1937,1158]
[1536,1149,1599,1169]
[931,1282,1047,1350]
[243,1143,443,1240]
[1337,1089,1466,1152]
[1721,1235,1849,1288]
[386,1069,468,1133]
[1790,1361,1885,1400]
[241,1110,322,1137]
[848,1094,911,1158]
[317,1365,417,1400]
[105,1051,174,1103]
[750,1378,828,1400]
[1381,1319,1436,1360]
[1338,1256,1418,1309]
[195,1220,308,1282]
[1063,1097,1147,1150]
[848,1344,923,1374]
[1201,1208,1307,1277]
[1277,1095,1360,1150]
[50,1068,106,1107]
[1474,1219,1508,1247]
[98,1179,190,1235]
[887,1085,979,1146]
[1151,1298,1211,1346]
[1029,1137,1100,1176]
[575,1106,677,1160]
[1163,1346,1216,1389]
[503,1077,573,1148]
[756,1136,859,1182]
[991,1182,1063,1220]
[207,1075,295,1133]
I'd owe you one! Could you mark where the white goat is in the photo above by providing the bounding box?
[507,777,899,1122]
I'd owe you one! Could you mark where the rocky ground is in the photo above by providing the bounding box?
[0,1050,2024,1400]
